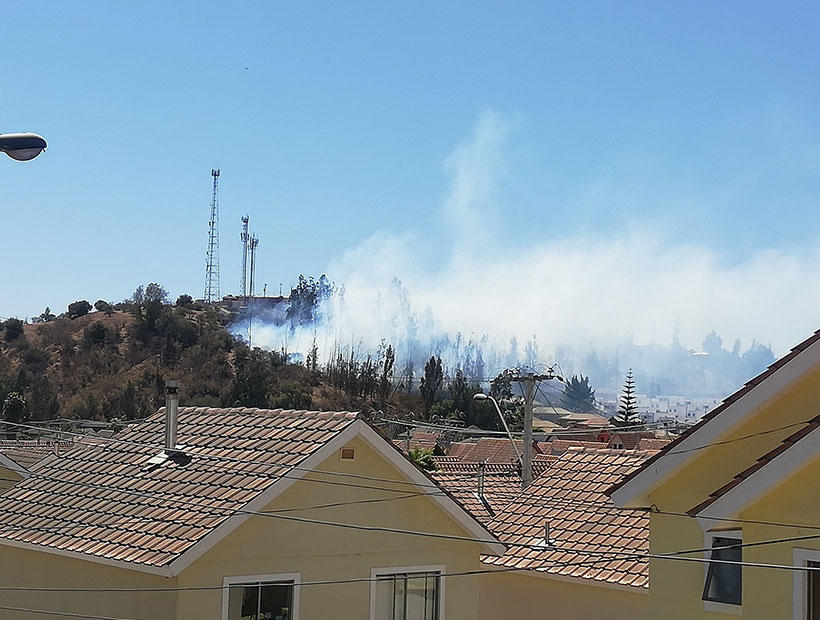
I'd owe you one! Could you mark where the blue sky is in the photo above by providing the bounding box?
[3,2,820,354]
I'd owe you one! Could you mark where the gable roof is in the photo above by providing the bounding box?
[609,328,820,507]
[0,440,74,470]
[0,407,502,576]
[0,450,29,478]
[687,413,820,521]
[482,448,653,589]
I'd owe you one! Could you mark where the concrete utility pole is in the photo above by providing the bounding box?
[508,370,555,489]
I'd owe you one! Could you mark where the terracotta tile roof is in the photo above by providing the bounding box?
[431,466,521,524]
[393,438,438,454]
[0,407,358,569]
[446,442,476,459]
[539,439,607,455]
[483,449,653,588]
[608,328,820,497]
[636,438,672,451]
[444,437,537,465]
[607,432,657,450]
[0,440,74,469]
[433,460,517,475]
[687,414,820,515]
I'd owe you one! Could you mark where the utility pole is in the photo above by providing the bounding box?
[507,369,556,489]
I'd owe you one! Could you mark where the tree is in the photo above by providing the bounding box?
[175,294,194,308]
[613,369,640,427]
[67,300,92,320]
[39,307,56,323]
[407,447,436,471]
[94,299,113,315]
[560,375,597,412]
[2,318,24,342]
[378,344,395,408]
[419,355,443,413]
[2,392,28,439]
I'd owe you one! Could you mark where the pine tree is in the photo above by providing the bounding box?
[420,356,443,414]
[613,369,639,427]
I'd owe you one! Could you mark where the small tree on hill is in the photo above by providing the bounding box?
[560,375,597,412]
[613,369,640,427]
[67,300,92,320]
[3,318,24,342]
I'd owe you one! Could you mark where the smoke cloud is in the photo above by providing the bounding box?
[248,111,820,394]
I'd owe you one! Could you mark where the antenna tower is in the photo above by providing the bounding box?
[248,235,260,297]
[204,169,221,303]
[240,215,250,301]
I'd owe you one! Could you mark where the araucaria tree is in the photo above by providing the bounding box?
[560,375,597,412]
[613,369,640,427]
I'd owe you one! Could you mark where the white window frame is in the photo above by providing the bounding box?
[369,564,445,620]
[793,548,820,620]
[221,572,301,620]
[703,530,742,616]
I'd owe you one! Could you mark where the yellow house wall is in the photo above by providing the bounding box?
[0,465,23,491]
[650,362,820,512]
[737,455,820,620]
[176,435,487,620]
[0,545,177,620]
[478,570,649,620]
[647,427,820,620]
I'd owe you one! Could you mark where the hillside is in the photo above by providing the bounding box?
[0,301,424,427]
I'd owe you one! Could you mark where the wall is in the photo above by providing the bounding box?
[177,435,488,620]
[0,545,177,620]
[479,570,649,620]
[0,465,22,491]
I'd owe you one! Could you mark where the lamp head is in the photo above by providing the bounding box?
[473,393,489,402]
[0,133,47,161]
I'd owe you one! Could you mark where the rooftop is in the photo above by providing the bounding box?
[483,448,653,588]
[0,407,358,571]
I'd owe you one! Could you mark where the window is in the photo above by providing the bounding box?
[371,567,443,620]
[792,549,820,620]
[222,574,299,620]
[703,534,742,607]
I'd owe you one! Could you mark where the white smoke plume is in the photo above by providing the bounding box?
[247,111,820,393]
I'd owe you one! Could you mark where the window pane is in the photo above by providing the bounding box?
[809,561,820,620]
[703,537,742,605]
[259,582,293,620]
[424,576,437,620]
[406,576,427,620]
[374,578,394,620]
[394,576,406,620]
[239,586,259,620]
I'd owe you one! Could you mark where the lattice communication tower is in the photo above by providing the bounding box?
[240,215,250,300]
[204,169,221,303]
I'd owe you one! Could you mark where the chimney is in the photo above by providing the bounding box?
[165,380,179,451]
[477,461,486,498]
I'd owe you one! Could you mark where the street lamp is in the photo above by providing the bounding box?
[0,133,47,161]
[472,393,523,472]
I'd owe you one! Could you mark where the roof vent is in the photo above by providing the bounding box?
[340,447,355,460]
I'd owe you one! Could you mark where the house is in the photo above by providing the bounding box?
[0,386,503,619]
[609,328,820,619]
[478,448,654,620]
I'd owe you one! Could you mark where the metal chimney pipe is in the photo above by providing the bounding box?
[165,381,179,451]
[477,461,486,498]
